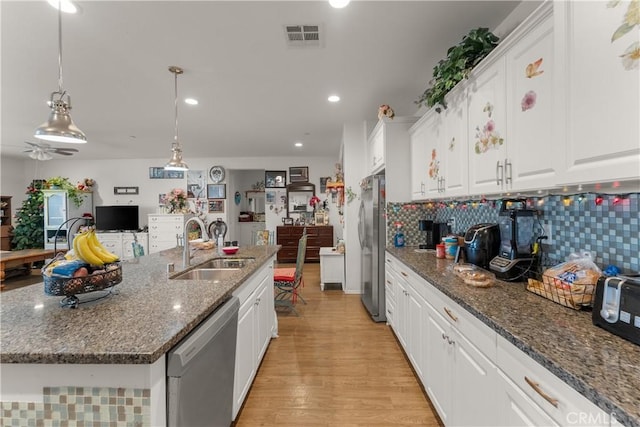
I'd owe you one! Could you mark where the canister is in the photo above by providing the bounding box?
[436,243,445,259]
[443,236,458,260]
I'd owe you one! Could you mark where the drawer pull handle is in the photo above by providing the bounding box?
[444,307,458,322]
[524,376,558,408]
[401,271,408,277]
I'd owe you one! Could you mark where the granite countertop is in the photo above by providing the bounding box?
[386,247,640,427]
[0,245,279,365]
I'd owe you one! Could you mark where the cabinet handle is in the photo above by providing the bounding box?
[505,158,512,187]
[401,271,408,277]
[524,376,559,408]
[421,182,425,195]
[496,161,504,187]
[441,333,447,341]
[443,307,458,322]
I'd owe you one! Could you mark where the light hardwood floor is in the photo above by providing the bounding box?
[235,263,442,427]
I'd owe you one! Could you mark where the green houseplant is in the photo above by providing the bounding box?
[44,176,85,208]
[415,27,499,112]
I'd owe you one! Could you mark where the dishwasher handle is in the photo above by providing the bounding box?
[167,296,239,376]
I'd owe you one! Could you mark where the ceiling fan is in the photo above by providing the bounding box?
[23,141,78,160]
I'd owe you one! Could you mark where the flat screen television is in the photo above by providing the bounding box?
[95,205,139,231]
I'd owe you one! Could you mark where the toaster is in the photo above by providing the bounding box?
[592,274,640,346]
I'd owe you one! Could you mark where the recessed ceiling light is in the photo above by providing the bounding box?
[294,142,303,148]
[47,0,78,14]
[328,95,340,103]
[184,98,198,105]
[329,0,351,9]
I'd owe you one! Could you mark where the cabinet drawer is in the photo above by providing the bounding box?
[496,335,610,426]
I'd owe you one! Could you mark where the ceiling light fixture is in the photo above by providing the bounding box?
[164,66,189,171]
[328,95,340,102]
[34,0,86,144]
[184,98,198,105]
[294,142,303,148]
[329,0,351,9]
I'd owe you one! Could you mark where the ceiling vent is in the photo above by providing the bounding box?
[284,25,323,48]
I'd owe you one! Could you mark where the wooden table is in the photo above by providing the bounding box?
[0,249,56,286]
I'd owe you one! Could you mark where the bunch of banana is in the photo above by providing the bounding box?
[73,230,120,266]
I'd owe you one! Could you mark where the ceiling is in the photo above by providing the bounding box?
[1,0,522,162]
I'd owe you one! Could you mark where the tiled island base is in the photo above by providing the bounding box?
[1,386,150,426]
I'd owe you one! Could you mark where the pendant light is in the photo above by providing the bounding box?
[34,0,86,144]
[164,66,189,171]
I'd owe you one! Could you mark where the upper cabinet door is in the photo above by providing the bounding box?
[368,123,385,175]
[467,57,508,195]
[410,114,430,200]
[556,0,640,185]
[505,9,559,192]
[442,85,469,197]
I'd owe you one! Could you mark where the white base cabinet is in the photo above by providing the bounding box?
[232,257,275,421]
[387,253,611,427]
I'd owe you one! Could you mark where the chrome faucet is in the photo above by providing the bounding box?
[183,217,209,268]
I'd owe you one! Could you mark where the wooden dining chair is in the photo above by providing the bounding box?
[273,231,307,315]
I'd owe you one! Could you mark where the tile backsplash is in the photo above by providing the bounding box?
[387,193,639,273]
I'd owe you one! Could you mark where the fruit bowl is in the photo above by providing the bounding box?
[222,246,239,255]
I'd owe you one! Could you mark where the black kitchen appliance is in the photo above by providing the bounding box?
[419,220,449,250]
[592,274,640,346]
[489,199,539,281]
[463,223,500,270]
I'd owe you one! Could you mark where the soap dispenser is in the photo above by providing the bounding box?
[393,223,405,248]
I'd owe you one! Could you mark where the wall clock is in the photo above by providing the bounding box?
[209,166,225,183]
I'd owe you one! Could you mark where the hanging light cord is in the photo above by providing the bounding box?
[56,0,66,98]
[174,69,179,146]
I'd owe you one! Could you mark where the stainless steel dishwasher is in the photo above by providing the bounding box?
[167,296,239,427]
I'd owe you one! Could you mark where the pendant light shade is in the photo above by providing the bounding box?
[164,66,189,171]
[35,0,86,144]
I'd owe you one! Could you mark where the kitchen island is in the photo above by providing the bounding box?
[387,247,640,427]
[0,245,279,426]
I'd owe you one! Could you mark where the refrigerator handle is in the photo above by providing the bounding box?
[358,200,365,249]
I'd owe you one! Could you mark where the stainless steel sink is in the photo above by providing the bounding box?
[170,257,255,281]
[171,268,241,281]
[196,257,255,269]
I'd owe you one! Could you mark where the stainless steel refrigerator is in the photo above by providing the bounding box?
[358,174,386,322]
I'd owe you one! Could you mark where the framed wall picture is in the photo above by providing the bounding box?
[289,166,309,183]
[208,199,225,213]
[207,183,226,199]
[320,176,331,193]
[265,170,286,188]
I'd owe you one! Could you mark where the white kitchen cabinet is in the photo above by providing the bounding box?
[497,369,560,427]
[410,109,439,200]
[232,258,275,421]
[467,55,509,195]
[384,267,396,329]
[366,116,418,202]
[504,7,559,192]
[423,289,498,427]
[556,1,640,186]
[95,232,148,260]
[147,214,191,254]
[496,334,612,427]
[441,85,469,197]
[43,190,93,250]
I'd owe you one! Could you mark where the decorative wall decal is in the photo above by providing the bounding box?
[521,90,538,111]
[525,58,544,78]
[428,149,440,179]
[474,102,504,154]
[608,1,639,70]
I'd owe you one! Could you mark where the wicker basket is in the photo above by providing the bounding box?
[43,263,122,297]
[527,273,595,310]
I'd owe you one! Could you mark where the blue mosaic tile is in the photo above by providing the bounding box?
[386,193,639,273]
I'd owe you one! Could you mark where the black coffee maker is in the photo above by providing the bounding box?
[418,220,449,250]
[489,199,538,280]
[463,223,500,270]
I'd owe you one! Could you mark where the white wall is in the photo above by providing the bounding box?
[0,155,340,240]
[342,121,367,294]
